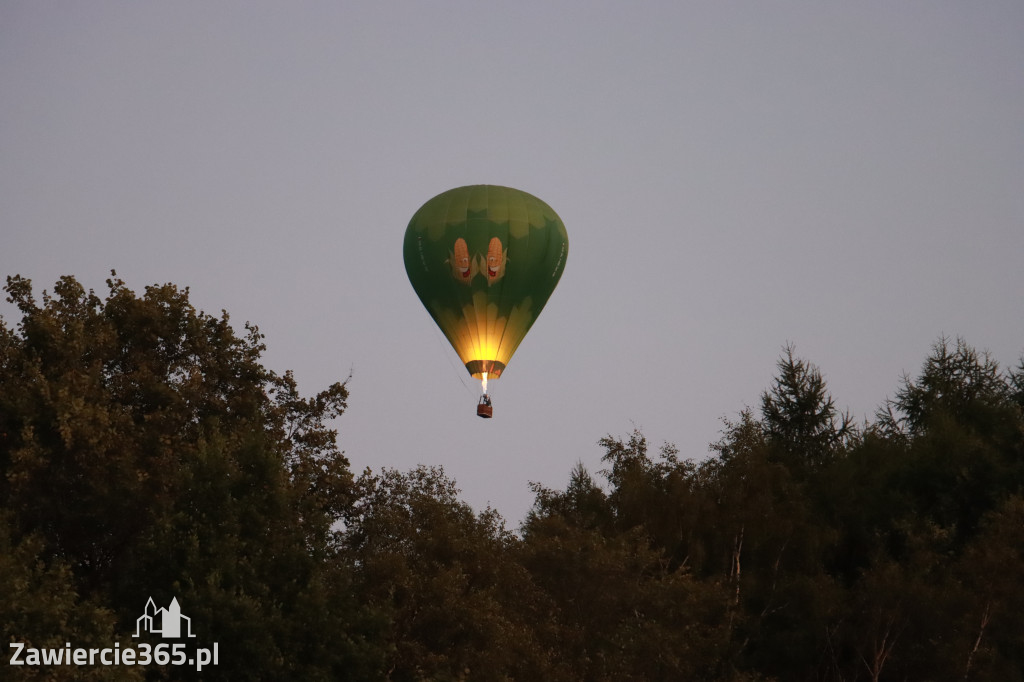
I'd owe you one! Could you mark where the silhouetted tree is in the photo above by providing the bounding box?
[521,457,731,681]
[761,344,852,472]
[340,465,552,681]
[5,274,1024,681]
[0,274,356,680]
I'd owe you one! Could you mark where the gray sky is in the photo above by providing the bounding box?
[3,1,1023,524]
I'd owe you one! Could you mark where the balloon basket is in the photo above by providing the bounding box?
[477,395,493,419]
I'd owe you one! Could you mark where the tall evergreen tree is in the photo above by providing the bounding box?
[761,344,851,471]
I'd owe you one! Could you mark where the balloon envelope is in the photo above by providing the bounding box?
[403,185,568,380]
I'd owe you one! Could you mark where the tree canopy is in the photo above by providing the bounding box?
[3,275,1023,680]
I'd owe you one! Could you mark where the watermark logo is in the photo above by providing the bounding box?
[9,596,218,672]
[134,597,196,638]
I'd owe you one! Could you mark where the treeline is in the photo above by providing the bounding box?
[2,275,1023,681]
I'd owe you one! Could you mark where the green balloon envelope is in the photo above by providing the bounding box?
[403,185,568,381]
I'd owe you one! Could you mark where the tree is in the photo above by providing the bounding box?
[526,460,613,533]
[761,344,852,472]
[0,274,356,680]
[876,337,1024,548]
[340,465,551,681]
[879,336,1015,440]
[0,512,142,681]
[7,274,1024,681]
[521,447,733,681]
[706,409,841,680]
[955,496,1024,681]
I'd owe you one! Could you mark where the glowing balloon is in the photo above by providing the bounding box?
[403,185,568,396]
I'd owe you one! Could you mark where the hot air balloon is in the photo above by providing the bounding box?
[403,185,568,417]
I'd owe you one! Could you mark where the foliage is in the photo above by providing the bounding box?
[0,512,141,681]
[1,274,356,680]
[762,344,853,471]
[340,465,553,681]
[3,275,1023,680]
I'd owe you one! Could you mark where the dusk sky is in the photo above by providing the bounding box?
[3,2,1022,524]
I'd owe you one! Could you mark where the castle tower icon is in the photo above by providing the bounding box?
[134,597,195,638]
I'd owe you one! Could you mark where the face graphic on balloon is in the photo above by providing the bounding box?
[447,236,506,286]
[447,238,476,283]
[485,237,506,284]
